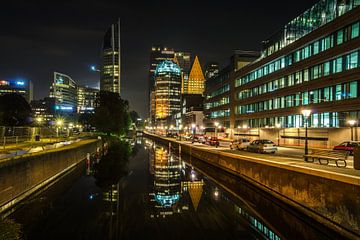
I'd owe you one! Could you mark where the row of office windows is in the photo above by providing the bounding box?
[235,20,360,88]
[205,97,229,110]
[206,84,230,99]
[236,112,341,128]
[263,0,360,57]
[209,109,230,119]
[236,81,359,114]
[237,50,359,100]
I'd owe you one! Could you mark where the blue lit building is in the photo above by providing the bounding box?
[0,79,33,102]
[50,72,77,114]
[154,60,182,121]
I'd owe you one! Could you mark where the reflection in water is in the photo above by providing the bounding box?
[5,138,342,240]
[144,139,280,240]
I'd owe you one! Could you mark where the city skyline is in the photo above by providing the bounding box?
[1,0,319,117]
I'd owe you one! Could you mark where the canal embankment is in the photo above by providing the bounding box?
[144,132,360,240]
[0,138,102,215]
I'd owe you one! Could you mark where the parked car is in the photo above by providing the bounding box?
[230,138,251,150]
[333,141,360,155]
[166,132,177,138]
[247,139,277,153]
[191,135,206,144]
[207,137,220,147]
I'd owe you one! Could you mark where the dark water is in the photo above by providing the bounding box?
[5,138,344,240]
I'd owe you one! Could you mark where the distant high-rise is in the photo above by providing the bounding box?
[149,46,175,122]
[50,72,77,113]
[101,18,121,96]
[174,52,191,93]
[204,62,220,80]
[187,56,205,95]
[155,61,182,120]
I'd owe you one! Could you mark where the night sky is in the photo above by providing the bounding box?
[1,0,318,117]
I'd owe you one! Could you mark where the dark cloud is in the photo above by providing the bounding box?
[0,0,319,117]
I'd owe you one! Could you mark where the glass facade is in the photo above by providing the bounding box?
[101,19,121,96]
[237,49,360,100]
[236,20,360,88]
[236,80,359,115]
[262,0,360,57]
[155,61,182,120]
[50,72,77,113]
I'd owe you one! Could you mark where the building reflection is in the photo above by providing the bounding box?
[145,139,283,239]
[146,141,205,218]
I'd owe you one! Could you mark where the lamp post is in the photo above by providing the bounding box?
[275,123,281,146]
[348,120,356,141]
[56,119,64,138]
[191,123,196,135]
[214,122,219,137]
[301,109,311,161]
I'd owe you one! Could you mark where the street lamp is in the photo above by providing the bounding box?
[191,123,196,135]
[275,123,281,146]
[301,109,311,161]
[56,119,64,138]
[214,122,219,137]
[36,117,43,124]
[348,120,356,141]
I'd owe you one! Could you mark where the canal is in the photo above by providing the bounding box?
[3,137,345,239]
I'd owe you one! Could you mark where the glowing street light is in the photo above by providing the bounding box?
[301,109,312,160]
[214,122,219,137]
[36,117,43,124]
[348,120,357,141]
[275,123,281,146]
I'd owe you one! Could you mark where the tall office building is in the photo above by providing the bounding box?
[174,52,191,93]
[155,61,182,120]
[205,0,360,147]
[101,18,121,96]
[50,72,77,113]
[0,79,33,102]
[149,46,175,122]
[187,56,205,95]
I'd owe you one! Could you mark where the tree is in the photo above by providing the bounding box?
[93,91,131,136]
[129,110,140,124]
[0,93,32,126]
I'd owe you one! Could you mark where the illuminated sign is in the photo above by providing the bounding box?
[55,105,73,111]
[0,80,9,86]
[16,81,25,86]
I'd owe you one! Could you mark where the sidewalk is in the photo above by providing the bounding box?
[146,132,360,181]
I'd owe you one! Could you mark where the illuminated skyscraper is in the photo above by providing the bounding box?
[174,52,191,93]
[155,61,182,120]
[101,18,121,96]
[149,46,175,122]
[187,56,205,95]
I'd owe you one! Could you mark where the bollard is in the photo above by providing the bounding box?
[354,146,360,170]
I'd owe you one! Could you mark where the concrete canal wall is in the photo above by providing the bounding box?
[145,133,360,240]
[0,139,101,213]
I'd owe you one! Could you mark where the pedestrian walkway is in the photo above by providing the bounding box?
[148,133,360,182]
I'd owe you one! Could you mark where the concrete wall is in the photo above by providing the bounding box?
[0,139,101,211]
[145,133,360,239]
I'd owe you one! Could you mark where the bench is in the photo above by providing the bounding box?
[304,149,349,168]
